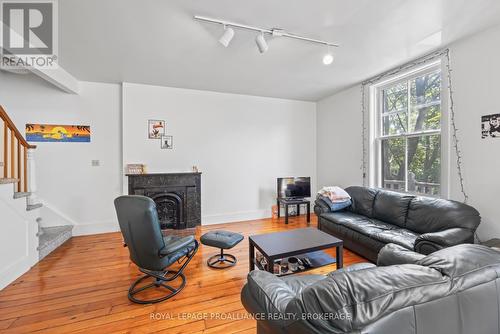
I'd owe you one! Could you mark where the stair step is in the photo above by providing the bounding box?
[27,203,43,211]
[0,178,19,184]
[14,192,31,199]
[38,225,73,260]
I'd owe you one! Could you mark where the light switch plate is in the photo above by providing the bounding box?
[91,160,100,167]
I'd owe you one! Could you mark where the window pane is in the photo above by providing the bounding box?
[410,71,441,107]
[407,135,441,196]
[381,138,406,191]
[382,113,408,135]
[409,105,441,133]
[383,82,407,113]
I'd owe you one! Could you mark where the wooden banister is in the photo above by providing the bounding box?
[17,141,21,192]
[11,131,14,178]
[0,105,36,149]
[3,122,7,177]
[0,105,36,193]
[24,148,28,192]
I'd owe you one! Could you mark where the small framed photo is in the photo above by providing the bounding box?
[482,113,500,139]
[161,135,173,149]
[148,120,165,139]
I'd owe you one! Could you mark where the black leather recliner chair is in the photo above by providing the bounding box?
[114,195,198,304]
[241,243,500,334]
[315,186,480,262]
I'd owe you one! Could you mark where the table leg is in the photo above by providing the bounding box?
[249,242,255,271]
[336,245,344,269]
[277,200,280,218]
[267,257,274,274]
[297,203,300,216]
[306,202,310,223]
[285,204,289,224]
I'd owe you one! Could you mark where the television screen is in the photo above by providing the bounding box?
[277,177,311,199]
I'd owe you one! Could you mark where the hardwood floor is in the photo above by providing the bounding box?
[0,215,366,334]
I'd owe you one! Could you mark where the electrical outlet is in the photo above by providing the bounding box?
[91,160,100,167]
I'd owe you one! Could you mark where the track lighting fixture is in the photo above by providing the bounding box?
[218,25,235,47]
[255,32,268,54]
[323,45,334,65]
[194,15,339,64]
[322,53,334,65]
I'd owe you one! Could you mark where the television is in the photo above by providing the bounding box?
[277,177,311,199]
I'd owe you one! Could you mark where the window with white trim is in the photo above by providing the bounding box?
[374,64,442,196]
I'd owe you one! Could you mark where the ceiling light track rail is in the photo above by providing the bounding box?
[194,15,340,47]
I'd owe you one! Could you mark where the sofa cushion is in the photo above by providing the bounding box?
[286,263,446,333]
[406,197,481,234]
[321,212,396,237]
[416,244,500,278]
[319,217,385,263]
[345,186,378,217]
[372,190,414,227]
[371,229,419,250]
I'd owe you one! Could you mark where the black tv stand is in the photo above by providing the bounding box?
[277,198,310,225]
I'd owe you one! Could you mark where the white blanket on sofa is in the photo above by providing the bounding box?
[318,186,351,203]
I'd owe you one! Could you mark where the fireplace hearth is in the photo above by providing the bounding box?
[127,173,201,229]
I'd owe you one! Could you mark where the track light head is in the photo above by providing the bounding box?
[255,32,268,54]
[219,26,235,47]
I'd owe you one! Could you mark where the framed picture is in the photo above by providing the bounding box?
[148,120,165,139]
[26,124,91,142]
[161,135,173,149]
[481,114,500,139]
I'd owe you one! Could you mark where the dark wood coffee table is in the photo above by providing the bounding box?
[249,227,343,274]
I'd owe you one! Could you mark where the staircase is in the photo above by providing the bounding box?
[0,105,73,288]
[38,225,74,260]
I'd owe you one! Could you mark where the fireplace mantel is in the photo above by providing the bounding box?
[127,173,201,229]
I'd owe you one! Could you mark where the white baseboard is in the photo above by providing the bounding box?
[71,210,272,235]
[72,220,120,236]
[0,256,31,290]
[202,209,271,226]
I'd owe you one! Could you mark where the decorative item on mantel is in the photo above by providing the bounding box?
[126,164,147,175]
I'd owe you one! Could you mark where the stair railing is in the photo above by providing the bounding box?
[0,105,36,193]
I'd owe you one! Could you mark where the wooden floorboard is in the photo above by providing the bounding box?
[0,215,366,333]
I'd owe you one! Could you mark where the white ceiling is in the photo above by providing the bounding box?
[59,0,500,101]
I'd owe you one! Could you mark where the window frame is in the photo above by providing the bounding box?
[368,61,450,197]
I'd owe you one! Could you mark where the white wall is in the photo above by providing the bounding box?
[448,25,500,239]
[317,24,500,239]
[0,72,122,235]
[317,85,364,189]
[123,83,316,224]
[0,183,38,289]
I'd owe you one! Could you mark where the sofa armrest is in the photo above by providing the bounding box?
[314,198,331,215]
[244,270,297,315]
[377,243,426,266]
[414,228,474,255]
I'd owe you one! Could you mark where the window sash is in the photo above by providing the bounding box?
[374,64,443,196]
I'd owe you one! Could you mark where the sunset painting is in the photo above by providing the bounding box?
[26,124,91,142]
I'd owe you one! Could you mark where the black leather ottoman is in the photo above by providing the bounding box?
[201,230,244,269]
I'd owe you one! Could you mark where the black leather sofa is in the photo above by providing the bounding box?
[241,243,500,334]
[314,186,480,262]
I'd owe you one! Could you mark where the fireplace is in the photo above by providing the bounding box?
[151,192,184,229]
[127,173,201,229]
